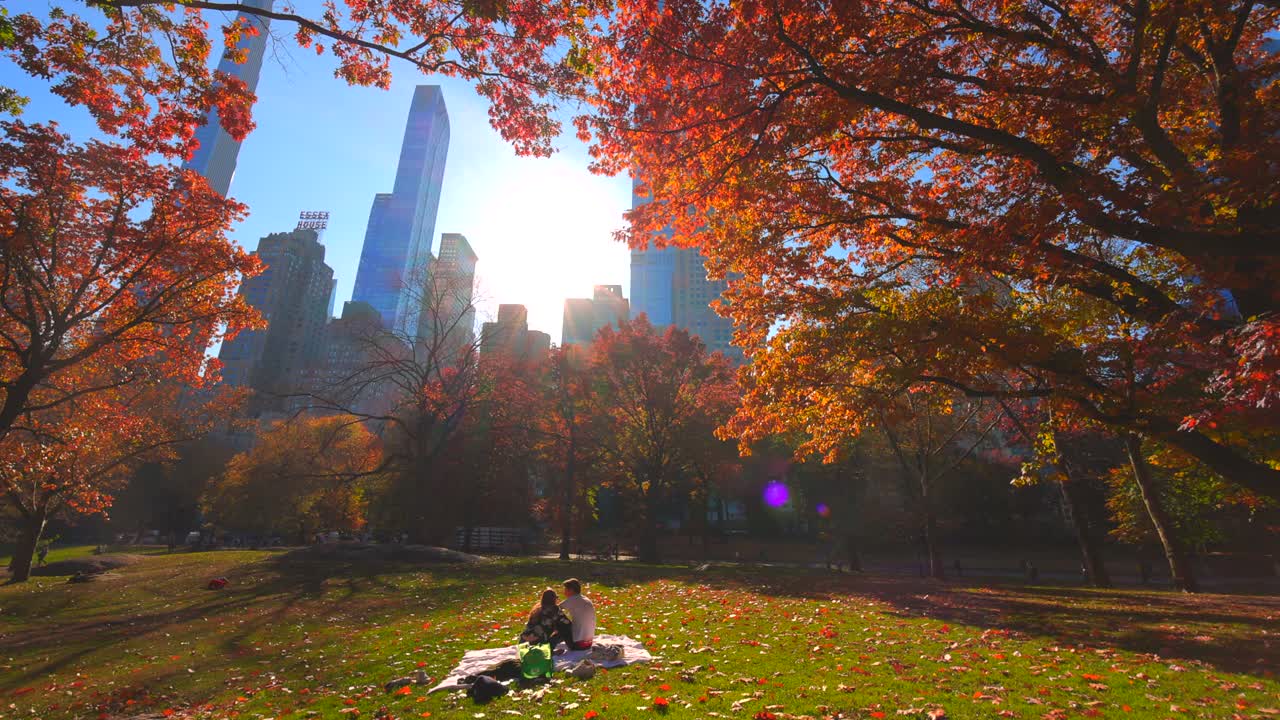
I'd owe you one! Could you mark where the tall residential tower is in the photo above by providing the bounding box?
[351,86,450,337]
[182,0,273,196]
[218,225,335,412]
[628,180,742,363]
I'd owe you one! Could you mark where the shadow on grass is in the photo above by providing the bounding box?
[3,549,1274,692]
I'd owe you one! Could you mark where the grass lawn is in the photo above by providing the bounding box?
[0,549,1275,720]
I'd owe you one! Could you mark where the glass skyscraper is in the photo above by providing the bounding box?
[628,180,742,363]
[351,85,450,335]
[182,0,272,196]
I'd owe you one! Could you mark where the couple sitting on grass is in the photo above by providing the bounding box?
[519,577,595,652]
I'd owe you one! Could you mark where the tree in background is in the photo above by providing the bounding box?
[865,391,999,579]
[534,345,603,560]
[588,316,738,562]
[304,271,487,544]
[449,351,544,553]
[203,415,382,543]
[112,436,241,547]
[1107,436,1277,568]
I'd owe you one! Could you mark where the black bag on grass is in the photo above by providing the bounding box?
[464,674,508,703]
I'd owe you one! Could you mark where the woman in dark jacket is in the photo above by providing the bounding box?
[520,588,573,648]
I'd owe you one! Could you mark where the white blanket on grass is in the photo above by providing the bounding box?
[429,634,652,693]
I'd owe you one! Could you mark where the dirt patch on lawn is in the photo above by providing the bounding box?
[30,555,147,577]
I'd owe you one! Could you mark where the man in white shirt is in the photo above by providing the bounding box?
[558,578,596,649]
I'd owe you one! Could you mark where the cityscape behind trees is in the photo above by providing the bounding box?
[1,1,1276,598]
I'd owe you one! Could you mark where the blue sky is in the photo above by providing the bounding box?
[1,9,633,344]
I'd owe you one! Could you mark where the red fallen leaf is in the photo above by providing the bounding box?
[1121,705,1132,712]
[584,712,598,720]
[698,696,708,703]
[163,711,175,718]
[420,713,432,718]
[395,686,413,696]
[754,712,777,720]
[939,625,951,633]
[421,623,431,630]
[416,661,427,668]
[11,688,36,697]
[491,624,502,630]
[653,696,670,708]
[659,684,671,691]
[1081,673,1103,681]
[870,713,886,719]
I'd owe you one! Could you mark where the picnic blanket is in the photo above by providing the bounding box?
[429,634,653,693]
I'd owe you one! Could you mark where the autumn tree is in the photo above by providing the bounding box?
[3,0,610,164]
[533,344,604,560]
[2,381,242,581]
[1001,401,1114,588]
[577,1,1280,502]
[587,316,738,562]
[112,435,240,547]
[1106,436,1276,575]
[884,394,1002,579]
[203,415,383,543]
[448,348,546,552]
[0,122,261,581]
[301,269,488,543]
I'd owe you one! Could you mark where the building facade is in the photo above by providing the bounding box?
[627,180,742,362]
[562,284,629,347]
[301,300,406,418]
[182,0,272,196]
[419,232,479,348]
[218,228,334,410]
[480,304,551,365]
[351,85,450,336]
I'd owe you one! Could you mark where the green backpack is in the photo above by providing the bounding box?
[517,642,553,679]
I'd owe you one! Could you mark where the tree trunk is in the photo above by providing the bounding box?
[1051,439,1111,587]
[461,505,474,554]
[9,510,47,583]
[920,477,944,579]
[844,532,862,572]
[923,509,943,579]
[1056,475,1111,587]
[1124,434,1199,593]
[560,433,575,561]
[637,490,660,563]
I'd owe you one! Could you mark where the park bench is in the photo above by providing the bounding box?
[453,526,526,554]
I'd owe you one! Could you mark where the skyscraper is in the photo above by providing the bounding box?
[419,232,479,346]
[628,180,742,362]
[562,285,629,347]
[218,226,335,411]
[182,0,273,196]
[351,86,450,336]
[481,304,551,366]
